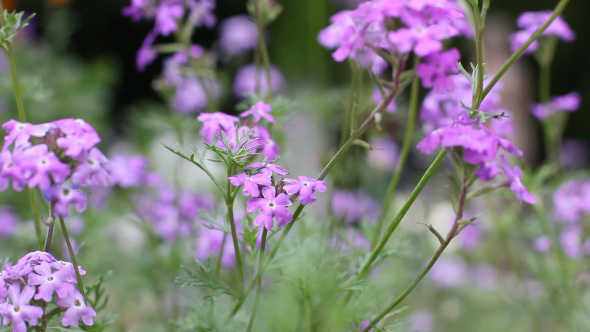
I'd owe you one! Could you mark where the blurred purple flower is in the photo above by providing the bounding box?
[233,64,286,98]
[218,15,258,56]
[372,87,396,113]
[561,139,588,169]
[408,310,434,332]
[416,48,460,93]
[553,179,590,223]
[332,189,380,224]
[366,136,399,171]
[510,11,575,54]
[0,206,19,237]
[108,154,150,188]
[531,92,581,120]
[429,257,467,289]
[533,235,551,252]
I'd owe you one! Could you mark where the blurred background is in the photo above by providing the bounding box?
[2,0,589,151]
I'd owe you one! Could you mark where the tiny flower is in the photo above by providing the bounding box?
[197,112,240,143]
[233,64,286,98]
[241,101,274,124]
[107,154,149,188]
[228,169,272,197]
[500,155,536,205]
[27,262,76,302]
[0,284,43,332]
[510,11,575,53]
[533,236,551,252]
[416,48,461,93]
[246,186,293,230]
[283,176,327,205]
[44,185,87,218]
[531,92,581,120]
[0,206,19,237]
[57,290,97,328]
[71,148,110,187]
[245,162,289,175]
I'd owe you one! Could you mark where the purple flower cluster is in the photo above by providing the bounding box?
[197,101,280,160]
[230,163,327,230]
[531,92,581,120]
[161,47,221,114]
[318,0,470,74]
[331,189,380,223]
[218,15,258,56]
[0,252,95,331]
[510,11,575,54]
[123,0,216,70]
[0,206,19,238]
[0,119,110,217]
[135,173,216,243]
[233,64,286,98]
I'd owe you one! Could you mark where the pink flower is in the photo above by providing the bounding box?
[283,176,327,205]
[197,112,240,143]
[241,101,274,124]
[531,92,581,120]
[229,168,272,197]
[57,290,97,328]
[500,155,536,205]
[510,11,575,53]
[44,185,87,218]
[416,48,460,93]
[246,186,293,230]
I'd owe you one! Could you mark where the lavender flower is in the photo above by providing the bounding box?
[416,48,461,93]
[283,176,327,205]
[233,64,286,98]
[531,92,581,120]
[0,206,19,238]
[57,290,97,328]
[246,186,293,230]
[366,136,399,171]
[510,11,575,54]
[0,284,44,332]
[218,15,258,56]
[331,189,380,223]
[552,179,590,223]
[241,101,274,124]
[107,154,150,188]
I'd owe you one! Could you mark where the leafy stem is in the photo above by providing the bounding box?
[255,0,273,101]
[245,228,268,332]
[226,163,245,292]
[363,173,470,331]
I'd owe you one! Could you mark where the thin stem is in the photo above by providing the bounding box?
[245,228,267,332]
[352,149,448,287]
[59,216,93,332]
[255,0,273,101]
[372,59,420,245]
[226,164,245,291]
[363,177,469,331]
[215,232,228,276]
[472,6,485,107]
[0,6,44,250]
[43,220,55,252]
[480,0,570,105]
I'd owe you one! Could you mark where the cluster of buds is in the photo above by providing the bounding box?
[0,119,110,217]
[0,252,96,331]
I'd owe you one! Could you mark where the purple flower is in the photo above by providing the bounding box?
[416,48,460,93]
[229,169,272,197]
[107,154,149,188]
[283,176,327,205]
[245,162,289,176]
[246,186,293,230]
[136,31,158,71]
[44,185,87,218]
[57,290,97,328]
[20,145,71,191]
[154,0,184,36]
[510,11,575,54]
[195,219,242,268]
[408,310,434,332]
[233,64,286,98]
[27,262,76,302]
[241,101,274,124]
[561,139,588,169]
[533,236,551,252]
[0,284,43,332]
[122,0,157,22]
[552,179,590,223]
[331,189,380,223]
[172,77,221,114]
[500,155,536,205]
[71,148,110,187]
[197,112,240,143]
[0,206,19,237]
[218,15,258,56]
[531,92,581,120]
[428,257,467,289]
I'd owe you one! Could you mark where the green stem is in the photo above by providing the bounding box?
[363,176,468,331]
[480,0,570,105]
[372,60,420,246]
[59,216,93,332]
[472,6,485,107]
[352,149,448,285]
[226,164,245,291]
[215,232,228,276]
[245,228,267,332]
[0,7,44,250]
[255,0,273,102]
[43,219,55,252]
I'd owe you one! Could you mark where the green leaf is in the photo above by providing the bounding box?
[176,261,239,299]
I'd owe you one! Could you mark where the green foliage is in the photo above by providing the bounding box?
[176,260,239,299]
[0,11,34,50]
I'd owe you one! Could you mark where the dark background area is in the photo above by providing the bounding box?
[7,0,590,143]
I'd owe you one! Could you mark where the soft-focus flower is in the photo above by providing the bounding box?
[533,236,551,252]
[509,11,575,54]
[0,206,19,237]
[331,189,380,223]
[561,139,588,169]
[416,48,460,93]
[246,186,293,230]
[229,169,272,197]
[408,310,434,332]
[233,64,286,98]
[197,112,240,143]
[500,155,536,205]
[241,101,274,124]
[44,185,88,218]
[552,179,590,223]
[107,154,150,188]
[0,284,43,332]
[428,257,467,289]
[366,136,399,171]
[218,15,258,56]
[531,92,581,120]
[372,87,396,113]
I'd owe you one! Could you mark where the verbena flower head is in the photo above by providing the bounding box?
[0,206,20,238]
[416,48,460,93]
[531,92,581,120]
[553,179,590,223]
[0,252,95,331]
[331,189,380,223]
[283,176,327,205]
[509,11,575,54]
[246,186,293,230]
[218,15,258,56]
[107,154,150,188]
[233,64,286,98]
[318,0,469,70]
[0,119,110,217]
[241,101,274,124]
